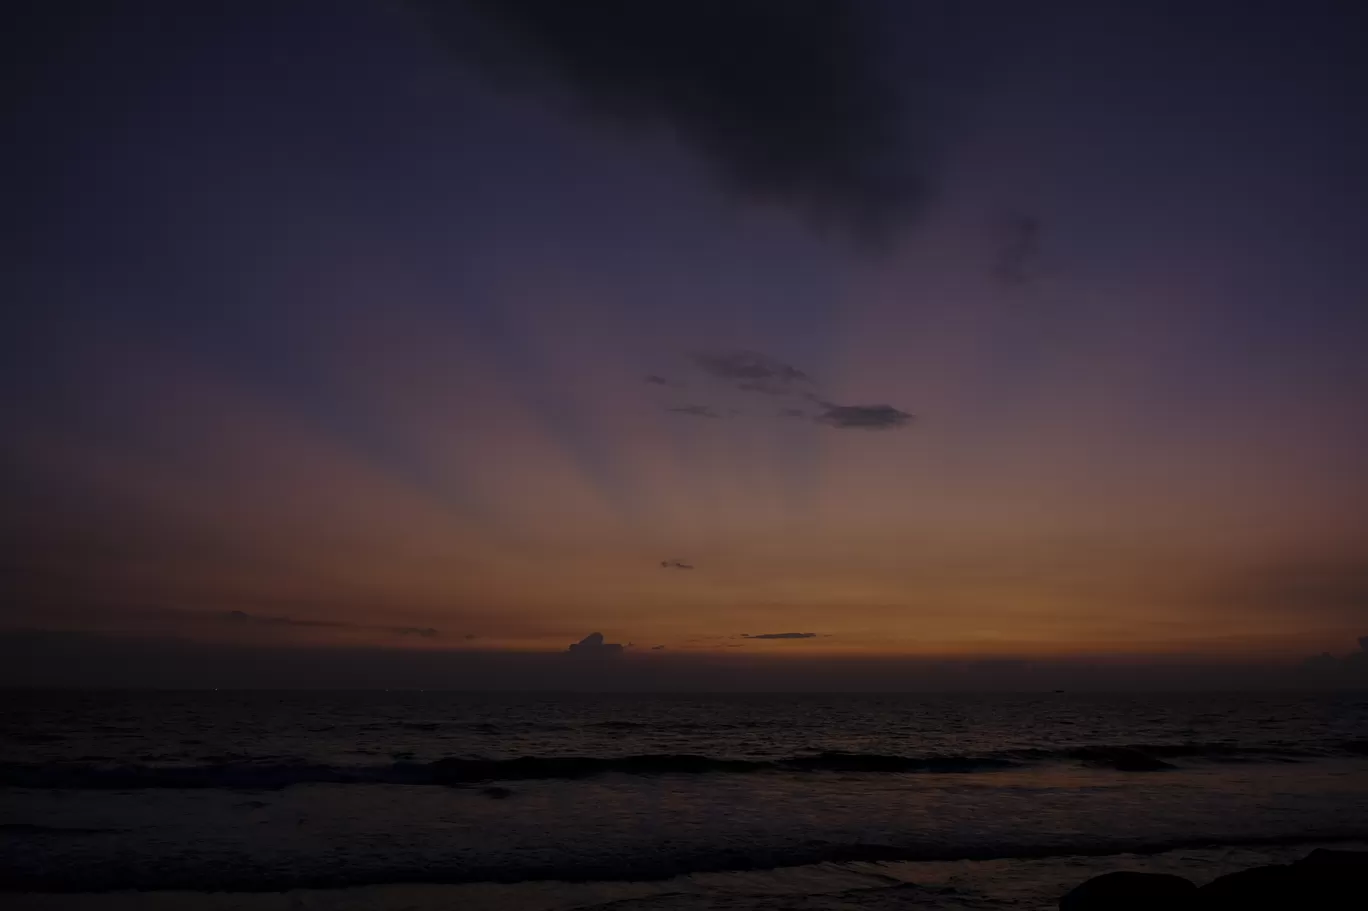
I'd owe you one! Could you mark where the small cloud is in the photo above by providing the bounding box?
[741,632,818,640]
[667,404,721,418]
[694,351,811,391]
[651,645,666,650]
[1297,636,1368,684]
[464,633,478,640]
[994,213,1043,287]
[1302,652,1339,672]
[392,626,439,638]
[567,632,624,655]
[224,610,440,639]
[660,560,695,570]
[655,351,915,433]
[738,381,796,396]
[816,403,912,430]
[223,610,343,629]
[644,374,669,385]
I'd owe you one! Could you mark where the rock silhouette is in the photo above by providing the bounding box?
[1060,849,1368,910]
[1060,871,1197,910]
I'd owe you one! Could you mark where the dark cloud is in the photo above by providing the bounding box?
[656,350,914,431]
[651,645,666,650]
[742,632,818,640]
[1298,636,1368,686]
[994,213,1044,287]
[0,630,1338,691]
[660,560,695,570]
[393,626,439,639]
[225,610,342,629]
[567,632,624,655]
[815,403,912,430]
[694,350,811,389]
[644,374,669,385]
[667,404,721,418]
[1301,652,1339,672]
[423,0,922,245]
[224,610,440,640]
[739,381,800,396]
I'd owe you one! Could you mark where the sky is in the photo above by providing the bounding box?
[4,0,1367,687]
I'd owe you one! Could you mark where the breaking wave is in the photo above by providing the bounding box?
[0,740,1356,790]
[4,831,1367,892]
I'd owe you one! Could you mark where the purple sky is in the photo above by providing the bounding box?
[3,1,1366,687]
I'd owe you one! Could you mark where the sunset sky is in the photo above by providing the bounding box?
[5,1,1367,685]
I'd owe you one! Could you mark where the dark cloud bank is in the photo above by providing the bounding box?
[1300,636,1368,685]
[415,0,924,246]
[4,629,1363,691]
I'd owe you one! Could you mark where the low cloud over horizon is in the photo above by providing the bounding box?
[3,628,1364,692]
[568,632,624,656]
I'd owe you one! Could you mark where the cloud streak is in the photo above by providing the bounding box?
[666,404,721,418]
[225,611,440,640]
[742,632,818,640]
[662,350,914,431]
[393,626,440,638]
[815,403,912,430]
[693,350,811,390]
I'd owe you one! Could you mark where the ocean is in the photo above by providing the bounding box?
[3,691,1367,910]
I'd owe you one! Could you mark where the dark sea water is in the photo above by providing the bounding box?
[3,691,1367,910]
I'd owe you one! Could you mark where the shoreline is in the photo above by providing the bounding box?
[6,839,1367,911]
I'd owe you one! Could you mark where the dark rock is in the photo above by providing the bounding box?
[481,786,514,799]
[1061,850,1368,910]
[1200,864,1301,909]
[1294,847,1368,875]
[1060,870,1197,910]
[1289,848,1368,902]
[1196,852,1368,909]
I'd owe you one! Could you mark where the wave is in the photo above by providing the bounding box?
[0,823,123,836]
[0,741,1360,790]
[4,831,1367,892]
[0,753,1029,789]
